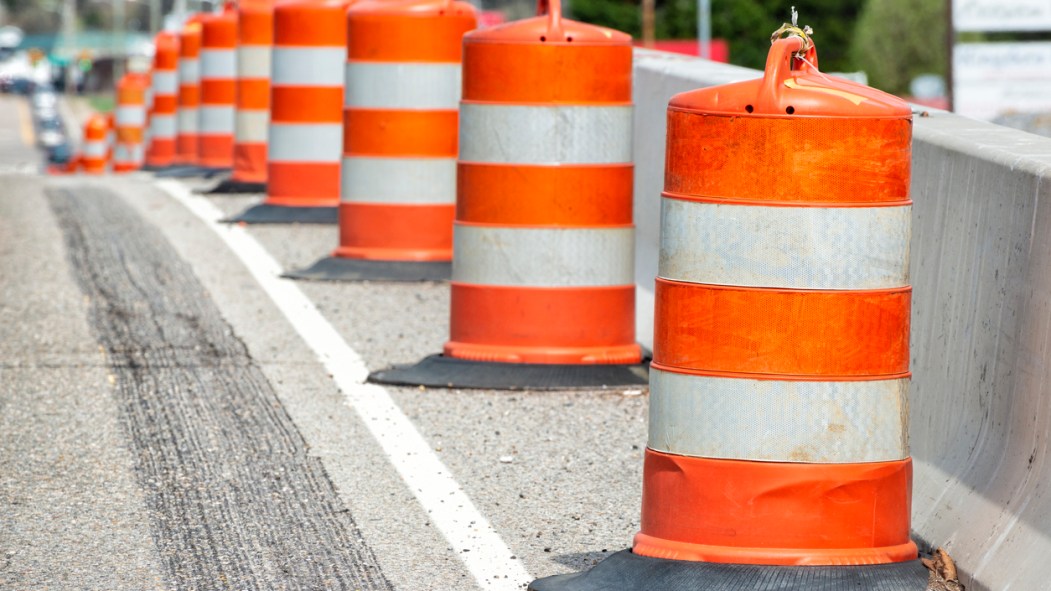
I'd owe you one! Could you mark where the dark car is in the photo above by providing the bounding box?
[46,142,73,165]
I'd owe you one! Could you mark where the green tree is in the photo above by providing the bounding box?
[566,0,864,73]
[850,0,946,95]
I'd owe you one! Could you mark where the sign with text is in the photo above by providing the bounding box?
[954,0,1051,32]
[954,42,1051,120]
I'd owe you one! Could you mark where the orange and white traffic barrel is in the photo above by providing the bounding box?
[288,0,476,281]
[212,0,272,192]
[198,7,237,171]
[144,31,179,169]
[80,113,110,175]
[175,18,203,167]
[529,31,929,591]
[368,0,646,390]
[229,0,349,223]
[113,72,149,172]
[105,112,115,161]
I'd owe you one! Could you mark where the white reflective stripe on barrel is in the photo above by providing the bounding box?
[145,87,153,109]
[267,123,342,162]
[659,199,912,290]
[178,59,200,84]
[648,368,909,463]
[452,225,635,287]
[153,71,178,94]
[199,106,235,133]
[83,141,107,158]
[458,103,633,165]
[344,62,460,110]
[341,156,456,204]
[116,106,146,127]
[178,108,199,132]
[114,144,131,160]
[238,46,271,78]
[200,49,237,79]
[151,114,176,137]
[236,110,269,143]
[271,47,345,86]
[131,144,145,161]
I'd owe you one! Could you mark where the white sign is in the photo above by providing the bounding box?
[954,42,1051,120]
[954,0,1051,32]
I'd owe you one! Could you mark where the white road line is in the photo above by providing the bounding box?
[155,179,533,591]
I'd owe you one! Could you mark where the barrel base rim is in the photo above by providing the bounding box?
[368,354,649,391]
[202,179,267,194]
[528,549,929,591]
[283,256,451,283]
[223,203,338,225]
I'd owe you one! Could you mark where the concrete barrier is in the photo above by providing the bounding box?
[631,47,1051,590]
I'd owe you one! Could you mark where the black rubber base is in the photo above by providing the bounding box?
[224,203,338,224]
[203,178,267,194]
[283,256,451,282]
[529,550,930,591]
[154,165,229,178]
[368,354,649,391]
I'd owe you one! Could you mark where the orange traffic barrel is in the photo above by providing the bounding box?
[197,6,237,171]
[80,113,110,174]
[144,31,179,169]
[113,72,149,172]
[529,31,930,591]
[287,0,476,281]
[368,0,647,390]
[210,0,273,193]
[105,112,115,161]
[175,17,203,166]
[228,0,350,224]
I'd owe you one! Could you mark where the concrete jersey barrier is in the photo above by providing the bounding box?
[631,47,1051,590]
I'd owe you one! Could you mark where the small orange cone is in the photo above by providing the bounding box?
[79,113,110,175]
[113,72,149,173]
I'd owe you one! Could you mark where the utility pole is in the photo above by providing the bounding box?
[642,0,655,48]
[697,0,710,59]
[150,0,161,34]
[62,0,76,93]
[113,0,125,81]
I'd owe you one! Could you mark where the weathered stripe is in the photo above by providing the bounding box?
[272,47,345,87]
[341,156,456,204]
[178,59,200,84]
[452,225,634,287]
[267,123,342,163]
[199,106,235,134]
[238,46,272,79]
[152,71,178,95]
[236,110,269,143]
[648,368,909,463]
[659,199,911,290]
[344,62,460,110]
[116,106,147,127]
[458,103,632,165]
[200,49,237,79]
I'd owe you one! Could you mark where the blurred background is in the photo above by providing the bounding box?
[1,0,1050,136]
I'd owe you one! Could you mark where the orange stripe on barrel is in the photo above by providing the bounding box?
[336,202,454,261]
[664,112,911,204]
[232,143,268,182]
[272,87,343,123]
[456,163,633,225]
[267,161,340,206]
[237,79,270,110]
[635,449,916,566]
[653,278,910,377]
[343,109,458,156]
[446,283,640,364]
[347,12,475,62]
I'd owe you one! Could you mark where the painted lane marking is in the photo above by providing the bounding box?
[155,179,532,591]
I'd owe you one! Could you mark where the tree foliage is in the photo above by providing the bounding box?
[567,0,865,72]
[850,0,946,96]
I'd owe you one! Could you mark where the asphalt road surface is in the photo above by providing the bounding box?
[0,95,648,590]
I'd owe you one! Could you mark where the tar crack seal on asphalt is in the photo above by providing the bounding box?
[47,186,394,591]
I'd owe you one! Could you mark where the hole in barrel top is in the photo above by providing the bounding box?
[745,104,754,113]
[540,35,547,42]
[567,36,573,42]
[786,106,795,114]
